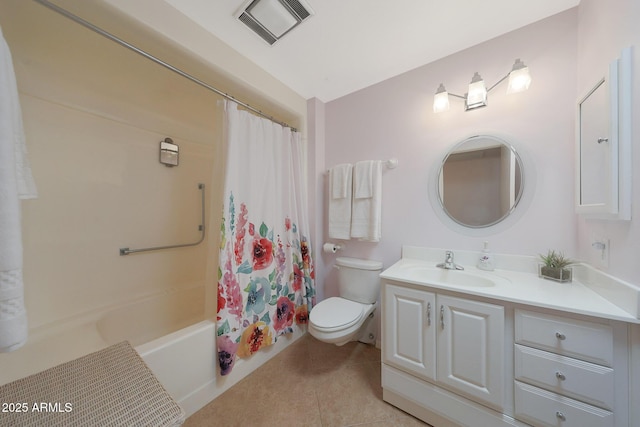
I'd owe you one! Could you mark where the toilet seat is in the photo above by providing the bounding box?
[309,297,366,332]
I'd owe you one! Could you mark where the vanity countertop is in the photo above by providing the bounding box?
[381,247,640,324]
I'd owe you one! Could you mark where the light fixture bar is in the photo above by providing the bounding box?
[487,74,510,92]
[433,59,531,113]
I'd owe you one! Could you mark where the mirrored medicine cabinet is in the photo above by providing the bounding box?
[576,47,632,220]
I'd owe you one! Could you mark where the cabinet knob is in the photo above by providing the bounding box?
[555,332,566,340]
[555,371,566,381]
[556,411,566,421]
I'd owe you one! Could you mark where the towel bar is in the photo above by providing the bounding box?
[119,183,205,256]
[326,158,398,173]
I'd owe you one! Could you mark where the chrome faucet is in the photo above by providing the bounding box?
[436,250,464,270]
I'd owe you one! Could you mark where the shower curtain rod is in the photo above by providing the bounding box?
[33,0,297,132]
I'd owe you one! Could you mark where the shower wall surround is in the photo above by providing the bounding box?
[0,3,217,330]
[0,0,308,333]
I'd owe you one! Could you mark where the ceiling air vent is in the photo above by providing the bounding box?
[235,0,314,45]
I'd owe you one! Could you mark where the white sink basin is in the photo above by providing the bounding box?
[398,264,510,288]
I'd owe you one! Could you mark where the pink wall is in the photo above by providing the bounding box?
[307,98,328,301]
[318,9,579,295]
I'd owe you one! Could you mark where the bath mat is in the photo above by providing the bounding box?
[0,341,184,426]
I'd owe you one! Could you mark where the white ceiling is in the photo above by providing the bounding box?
[164,0,579,102]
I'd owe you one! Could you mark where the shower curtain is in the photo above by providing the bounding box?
[216,101,315,376]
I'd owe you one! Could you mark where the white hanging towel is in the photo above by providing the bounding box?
[328,163,352,239]
[350,160,382,242]
[0,26,38,353]
[353,160,373,199]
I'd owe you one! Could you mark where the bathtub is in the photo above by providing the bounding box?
[0,284,305,418]
[136,315,306,417]
[136,319,217,417]
[0,286,206,399]
[97,285,206,347]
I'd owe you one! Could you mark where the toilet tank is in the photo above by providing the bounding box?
[336,257,383,304]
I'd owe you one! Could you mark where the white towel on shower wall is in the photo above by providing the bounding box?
[350,160,382,242]
[0,26,38,353]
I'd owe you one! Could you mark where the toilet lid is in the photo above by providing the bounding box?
[310,297,365,330]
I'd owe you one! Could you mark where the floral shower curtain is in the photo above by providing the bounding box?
[216,101,315,376]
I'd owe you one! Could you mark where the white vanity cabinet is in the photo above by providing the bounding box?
[383,284,436,381]
[437,294,505,410]
[381,277,634,427]
[383,283,505,411]
[513,309,623,427]
[380,249,639,426]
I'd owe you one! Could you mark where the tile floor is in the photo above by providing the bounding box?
[184,334,431,427]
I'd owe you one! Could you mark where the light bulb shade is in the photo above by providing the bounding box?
[507,66,531,94]
[433,84,450,113]
[466,73,487,110]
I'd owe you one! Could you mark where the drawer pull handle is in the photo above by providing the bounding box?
[440,305,445,329]
[427,302,431,326]
[555,371,566,381]
[555,332,566,340]
[556,411,566,421]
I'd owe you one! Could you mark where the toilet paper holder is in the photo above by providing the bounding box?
[323,242,344,253]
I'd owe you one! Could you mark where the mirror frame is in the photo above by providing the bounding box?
[430,134,529,235]
[575,47,632,220]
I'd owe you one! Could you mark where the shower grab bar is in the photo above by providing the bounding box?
[119,183,205,256]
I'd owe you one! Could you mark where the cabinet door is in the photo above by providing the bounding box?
[437,295,505,410]
[383,284,436,381]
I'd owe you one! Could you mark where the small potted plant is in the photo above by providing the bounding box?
[539,250,574,282]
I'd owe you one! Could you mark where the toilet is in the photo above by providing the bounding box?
[309,257,383,346]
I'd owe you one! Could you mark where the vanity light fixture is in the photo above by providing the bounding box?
[506,59,532,94]
[466,72,488,110]
[433,59,531,113]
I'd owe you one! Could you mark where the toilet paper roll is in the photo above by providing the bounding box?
[323,243,338,253]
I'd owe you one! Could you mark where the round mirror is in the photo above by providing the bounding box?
[437,135,524,228]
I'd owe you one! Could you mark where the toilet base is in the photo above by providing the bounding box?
[309,302,378,346]
[356,307,377,345]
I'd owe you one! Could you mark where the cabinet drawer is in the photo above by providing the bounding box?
[515,309,613,366]
[515,381,613,427]
[514,344,614,410]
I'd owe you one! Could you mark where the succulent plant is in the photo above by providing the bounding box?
[539,250,574,269]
